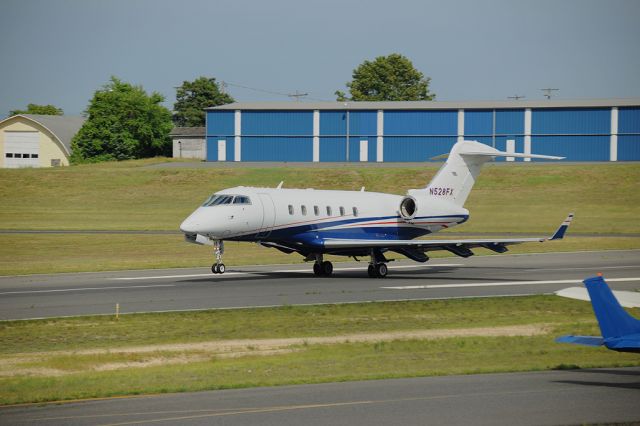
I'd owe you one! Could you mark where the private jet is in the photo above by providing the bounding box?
[180,140,573,278]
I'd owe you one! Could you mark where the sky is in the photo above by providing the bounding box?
[1,0,639,116]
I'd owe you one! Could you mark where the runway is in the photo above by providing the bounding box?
[1,367,639,425]
[1,250,639,320]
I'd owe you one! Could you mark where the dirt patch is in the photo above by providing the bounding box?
[0,324,550,377]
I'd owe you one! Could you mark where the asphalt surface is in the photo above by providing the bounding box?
[1,250,639,321]
[1,367,639,425]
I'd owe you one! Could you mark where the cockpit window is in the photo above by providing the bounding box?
[233,196,251,205]
[202,194,252,207]
[202,194,234,207]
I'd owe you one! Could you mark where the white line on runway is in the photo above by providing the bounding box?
[110,272,249,281]
[0,284,175,295]
[381,277,640,290]
[271,264,462,273]
[524,265,640,272]
[108,263,464,281]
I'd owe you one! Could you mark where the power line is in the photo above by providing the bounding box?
[540,88,559,99]
[221,80,330,102]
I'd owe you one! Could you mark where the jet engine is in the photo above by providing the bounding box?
[399,195,418,221]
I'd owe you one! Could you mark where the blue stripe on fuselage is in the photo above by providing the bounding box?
[230,214,469,246]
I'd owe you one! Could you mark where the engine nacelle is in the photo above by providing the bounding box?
[399,196,418,221]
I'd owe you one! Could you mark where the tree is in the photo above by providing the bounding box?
[335,53,435,102]
[71,77,173,163]
[173,77,234,127]
[10,103,64,116]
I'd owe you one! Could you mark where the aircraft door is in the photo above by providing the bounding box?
[257,193,276,238]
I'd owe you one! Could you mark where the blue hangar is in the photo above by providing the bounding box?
[205,98,640,162]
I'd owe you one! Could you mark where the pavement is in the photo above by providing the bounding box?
[1,367,639,425]
[1,250,639,320]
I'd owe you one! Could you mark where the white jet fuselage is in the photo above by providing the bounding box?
[180,186,468,250]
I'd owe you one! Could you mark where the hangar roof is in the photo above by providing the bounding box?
[0,114,85,155]
[208,98,640,111]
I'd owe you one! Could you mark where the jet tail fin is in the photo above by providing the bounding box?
[426,140,563,207]
[584,275,640,339]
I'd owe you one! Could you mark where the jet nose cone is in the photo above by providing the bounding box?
[180,218,199,234]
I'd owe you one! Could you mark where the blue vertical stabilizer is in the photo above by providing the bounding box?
[584,276,640,339]
[557,276,640,353]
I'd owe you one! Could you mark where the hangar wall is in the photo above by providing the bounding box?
[0,116,70,167]
[205,100,640,162]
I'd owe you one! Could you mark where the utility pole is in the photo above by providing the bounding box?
[288,90,308,101]
[540,88,559,99]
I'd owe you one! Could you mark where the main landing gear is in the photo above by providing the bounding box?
[368,249,389,278]
[211,240,225,274]
[312,254,333,277]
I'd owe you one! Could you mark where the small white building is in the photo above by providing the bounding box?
[170,127,206,160]
[0,114,85,168]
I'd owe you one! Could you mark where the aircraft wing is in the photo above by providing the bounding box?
[322,213,573,257]
[556,287,640,308]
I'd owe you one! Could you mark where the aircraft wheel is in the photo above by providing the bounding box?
[211,264,219,274]
[313,262,322,276]
[375,263,388,278]
[217,263,225,274]
[367,264,376,278]
[321,261,333,276]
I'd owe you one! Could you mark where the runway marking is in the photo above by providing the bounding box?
[524,265,640,272]
[109,272,248,281]
[57,386,585,425]
[107,264,462,281]
[272,264,462,273]
[0,284,175,295]
[382,277,640,290]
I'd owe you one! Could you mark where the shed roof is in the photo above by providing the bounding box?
[0,114,85,155]
[207,98,640,111]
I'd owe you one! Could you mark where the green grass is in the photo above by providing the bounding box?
[0,233,638,276]
[1,296,637,354]
[1,296,639,405]
[0,160,638,275]
[0,160,638,233]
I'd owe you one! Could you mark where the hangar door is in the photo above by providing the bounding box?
[4,132,39,168]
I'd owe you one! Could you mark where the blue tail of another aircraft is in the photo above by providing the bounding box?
[556,275,640,353]
[584,276,640,339]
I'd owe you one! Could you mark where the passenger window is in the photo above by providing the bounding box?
[339,207,345,216]
[288,205,294,215]
[326,206,332,216]
[352,207,358,217]
[301,205,307,216]
[314,205,319,216]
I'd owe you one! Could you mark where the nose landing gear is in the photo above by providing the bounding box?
[211,240,225,274]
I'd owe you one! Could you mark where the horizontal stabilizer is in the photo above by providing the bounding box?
[556,335,604,347]
[460,150,565,160]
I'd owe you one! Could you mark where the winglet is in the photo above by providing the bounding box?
[549,213,574,240]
